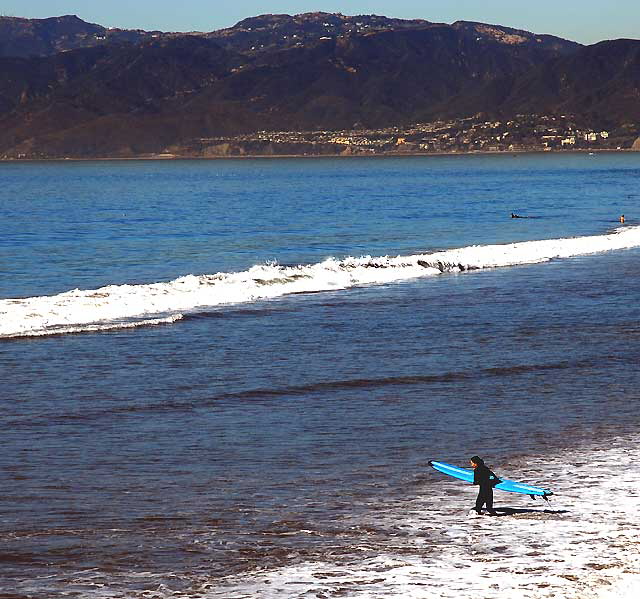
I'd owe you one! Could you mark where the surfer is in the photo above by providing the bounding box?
[470,456,499,515]
[620,214,625,223]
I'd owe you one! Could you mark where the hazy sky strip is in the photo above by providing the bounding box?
[1,1,638,44]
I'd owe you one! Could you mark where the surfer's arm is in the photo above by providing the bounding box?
[489,470,501,486]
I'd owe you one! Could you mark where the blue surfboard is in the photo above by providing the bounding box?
[429,460,553,498]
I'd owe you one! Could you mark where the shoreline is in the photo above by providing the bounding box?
[1,148,638,163]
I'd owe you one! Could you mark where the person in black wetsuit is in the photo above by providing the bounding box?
[470,456,499,515]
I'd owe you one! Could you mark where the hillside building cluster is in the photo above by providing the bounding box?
[191,114,629,158]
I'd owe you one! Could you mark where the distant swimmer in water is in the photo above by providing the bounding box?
[620,214,625,223]
[470,456,500,515]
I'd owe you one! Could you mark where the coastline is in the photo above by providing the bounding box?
[1,148,638,163]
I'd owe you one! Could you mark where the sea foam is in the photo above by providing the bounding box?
[186,433,640,599]
[2,225,639,338]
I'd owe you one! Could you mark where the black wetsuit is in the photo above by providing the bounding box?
[473,464,498,514]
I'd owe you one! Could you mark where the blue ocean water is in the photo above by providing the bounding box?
[1,153,640,597]
[1,153,636,299]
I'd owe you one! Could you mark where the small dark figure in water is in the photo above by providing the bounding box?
[620,214,625,224]
[470,456,500,515]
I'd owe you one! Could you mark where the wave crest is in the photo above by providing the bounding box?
[2,226,639,339]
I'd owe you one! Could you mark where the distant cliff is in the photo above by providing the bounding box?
[0,13,638,159]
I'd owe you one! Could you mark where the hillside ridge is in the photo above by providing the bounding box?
[1,13,638,158]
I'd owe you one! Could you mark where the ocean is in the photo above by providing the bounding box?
[2,153,640,598]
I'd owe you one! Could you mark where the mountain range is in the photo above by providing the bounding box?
[0,13,638,158]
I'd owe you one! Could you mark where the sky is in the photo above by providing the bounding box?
[1,1,638,45]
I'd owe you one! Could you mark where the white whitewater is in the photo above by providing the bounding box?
[2,226,639,338]
[203,433,640,599]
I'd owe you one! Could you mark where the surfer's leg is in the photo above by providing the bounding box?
[485,488,497,515]
[474,489,484,513]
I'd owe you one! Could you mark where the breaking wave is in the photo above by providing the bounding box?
[2,226,639,339]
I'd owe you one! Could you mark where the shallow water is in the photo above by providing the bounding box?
[1,153,640,597]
